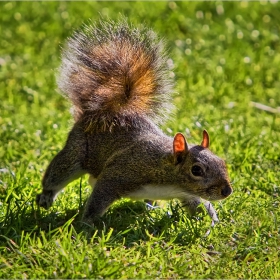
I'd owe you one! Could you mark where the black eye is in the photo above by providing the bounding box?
[191,165,204,177]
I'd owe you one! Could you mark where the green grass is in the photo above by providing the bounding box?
[1,1,280,278]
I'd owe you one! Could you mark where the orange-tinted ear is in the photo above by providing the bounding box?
[173,133,188,164]
[201,130,210,148]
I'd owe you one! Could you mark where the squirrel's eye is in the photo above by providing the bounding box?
[191,165,203,177]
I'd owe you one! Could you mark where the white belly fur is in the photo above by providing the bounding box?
[88,176,190,201]
[88,176,97,188]
[127,184,188,201]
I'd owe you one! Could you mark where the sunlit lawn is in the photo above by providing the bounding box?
[0,1,279,278]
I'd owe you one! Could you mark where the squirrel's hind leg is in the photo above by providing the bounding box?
[37,145,85,209]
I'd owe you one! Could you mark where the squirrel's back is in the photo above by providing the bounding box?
[58,19,174,131]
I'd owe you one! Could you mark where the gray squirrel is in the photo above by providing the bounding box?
[36,19,232,224]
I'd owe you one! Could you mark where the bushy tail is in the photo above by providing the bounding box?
[58,18,174,131]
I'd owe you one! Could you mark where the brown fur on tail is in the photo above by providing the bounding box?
[58,19,174,131]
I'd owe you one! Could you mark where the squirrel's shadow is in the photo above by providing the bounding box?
[2,200,209,247]
[48,200,210,245]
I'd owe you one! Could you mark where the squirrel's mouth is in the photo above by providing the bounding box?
[206,183,232,200]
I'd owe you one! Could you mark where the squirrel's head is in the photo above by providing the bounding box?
[173,130,232,201]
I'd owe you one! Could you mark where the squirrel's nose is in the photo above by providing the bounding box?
[221,185,232,197]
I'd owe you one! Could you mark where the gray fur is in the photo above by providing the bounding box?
[36,19,232,225]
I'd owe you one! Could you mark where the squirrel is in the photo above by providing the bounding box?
[36,19,232,225]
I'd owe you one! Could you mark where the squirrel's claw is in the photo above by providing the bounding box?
[202,200,219,225]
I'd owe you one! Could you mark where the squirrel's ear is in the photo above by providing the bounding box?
[201,130,210,148]
[173,133,188,164]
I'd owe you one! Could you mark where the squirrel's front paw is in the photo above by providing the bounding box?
[81,214,103,229]
[36,191,55,209]
[202,201,219,223]
[182,198,219,225]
